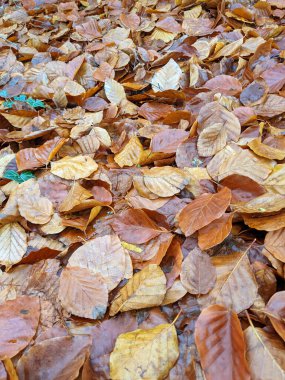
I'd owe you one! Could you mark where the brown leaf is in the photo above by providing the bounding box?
[0,296,40,360]
[178,187,231,237]
[111,209,164,244]
[220,174,265,203]
[151,129,189,154]
[265,228,285,262]
[266,291,285,341]
[195,305,250,380]
[198,213,233,250]
[181,247,216,295]
[203,75,242,95]
[58,267,108,320]
[16,336,91,380]
[245,326,285,380]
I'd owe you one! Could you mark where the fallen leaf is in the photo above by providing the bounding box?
[266,291,285,341]
[50,155,98,180]
[110,323,179,380]
[195,305,250,380]
[0,223,27,266]
[109,264,166,316]
[0,296,40,360]
[68,234,126,291]
[58,267,108,320]
[265,229,285,262]
[181,247,216,295]
[178,187,231,237]
[104,79,126,105]
[198,213,233,250]
[151,59,182,93]
[16,336,91,380]
[111,209,163,244]
[245,326,285,380]
[114,137,144,168]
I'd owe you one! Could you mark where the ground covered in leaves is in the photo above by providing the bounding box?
[1,0,285,379]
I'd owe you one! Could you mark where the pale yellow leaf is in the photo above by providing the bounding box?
[114,136,144,167]
[104,78,126,105]
[198,123,227,157]
[151,59,182,93]
[50,155,98,180]
[162,279,187,305]
[0,223,27,266]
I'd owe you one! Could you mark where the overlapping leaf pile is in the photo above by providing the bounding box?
[1,0,285,378]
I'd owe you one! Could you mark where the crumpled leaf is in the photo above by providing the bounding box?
[110,323,179,380]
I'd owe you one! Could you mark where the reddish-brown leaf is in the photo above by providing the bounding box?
[195,305,251,380]
[198,213,233,250]
[178,187,231,236]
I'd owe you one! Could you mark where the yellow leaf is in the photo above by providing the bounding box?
[121,241,142,253]
[151,59,182,93]
[109,264,166,316]
[63,80,85,96]
[264,164,285,194]
[210,38,243,60]
[114,136,144,167]
[198,123,227,157]
[59,183,93,213]
[104,78,126,105]
[248,138,285,160]
[151,28,176,42]
[50,155,98,180]
[110,323,179,380]
[184,5,202,18]
[0,223,27,266]
[162,279,187,306]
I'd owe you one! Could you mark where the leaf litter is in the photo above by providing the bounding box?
[0,0,285,379]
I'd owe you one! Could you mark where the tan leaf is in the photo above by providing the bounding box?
[253,94,285,117]
[58,267,108,320]
[210,38,243,60]
[59,183,93,213]
[195,305,250,380]
[114,137,144,167]
[0,223,27,266]
[264,229,285,262]
[266,291,285,341]
[178,187,231,237]
[141,166,189,197]
[110,323,179,380]
[198,213,233,250]
[151,59,182,93]
[198,251,258,313]
[109,264,166,316]
[63,80,85,96]
[50,155,98,180]
[104,78,126,105]
[197,123,227,157]
[232,193,285,214]
[0,296,40,360]
[17,179,53,225]
[243,211,285,231]
[162,279,187,306]
[68,234,126,291]
[181,248,216,295]
[245,326,285,380]
[264,164,285,194]
[207,144,273,184]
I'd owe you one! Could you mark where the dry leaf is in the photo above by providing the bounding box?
[0,296,40,360]
[109,264,166,316]
[50,155,98,180]
[58,267,108,320]
[151,59,182,93]
[114,137,144,167]
[265,229,285,262]
[104,79,126,105]
[266,291,285,341]
[110,323,179,380]
[195,305,250,380]
[180,247,216,295]
[0,223,27,266]
[178,187,231,237]
[245,326,285,380]
[198,213,233,250]
[68,234,126,291]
